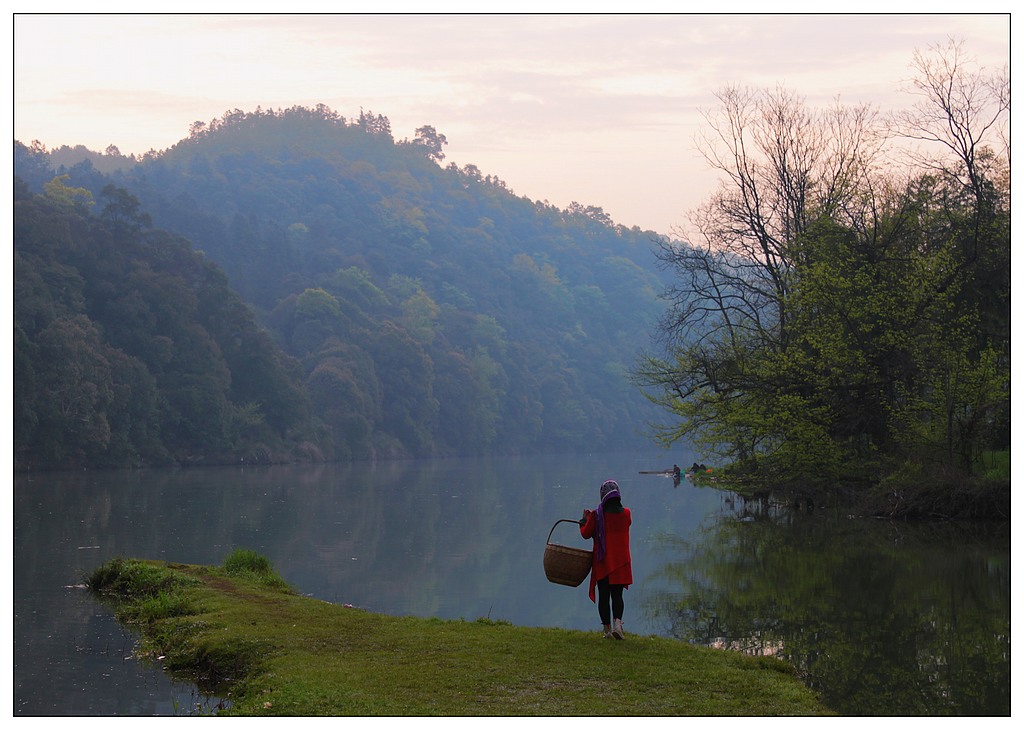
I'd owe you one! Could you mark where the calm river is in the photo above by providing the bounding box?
[13,451,1010,716]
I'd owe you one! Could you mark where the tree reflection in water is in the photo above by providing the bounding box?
[641,496,1009,716]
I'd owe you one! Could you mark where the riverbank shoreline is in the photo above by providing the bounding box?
[690,465,1010,521]
[86,553,833,716]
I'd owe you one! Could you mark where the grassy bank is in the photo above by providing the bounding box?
[87,551,832,716]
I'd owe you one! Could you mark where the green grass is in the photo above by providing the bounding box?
[221,548,292,591]
[979,449,1010,480]
[87,554,833,716]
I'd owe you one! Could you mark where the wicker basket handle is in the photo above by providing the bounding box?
[547,518,585,545]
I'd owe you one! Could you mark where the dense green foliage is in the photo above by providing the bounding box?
[635,42,1009,510]
[14,178,312,469]
[87,556,831,716]
[15,106,669,468]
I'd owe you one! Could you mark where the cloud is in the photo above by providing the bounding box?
[12,13,1010,232]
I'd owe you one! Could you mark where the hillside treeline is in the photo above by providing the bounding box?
[14,107,670,469]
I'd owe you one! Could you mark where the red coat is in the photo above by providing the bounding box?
[580,508,632,602]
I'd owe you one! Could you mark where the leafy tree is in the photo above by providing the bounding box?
[295,287,343,320]
[636,42,1009,503]
[43,174,94,213]
[30,315,114,464]
[306,356,378,459]
[413,125,448,162]
[13,141,56,191]
[356,108,393,138]
[99,183,152,235]
[366,322,439,456]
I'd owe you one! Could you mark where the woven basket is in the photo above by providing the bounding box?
[543,519,593,587]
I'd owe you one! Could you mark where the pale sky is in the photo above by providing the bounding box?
[11,11,1011,235]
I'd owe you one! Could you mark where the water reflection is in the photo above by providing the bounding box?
[15,453,707,715]
[642,497,1010,716]
[14,456,1010,716]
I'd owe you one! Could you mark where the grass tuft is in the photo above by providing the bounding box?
[223,548,274,575]
[222,548,292,591]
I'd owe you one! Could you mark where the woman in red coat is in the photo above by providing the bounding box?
[579,479,632,639]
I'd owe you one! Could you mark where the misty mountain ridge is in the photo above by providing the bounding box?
[14,104,676,469]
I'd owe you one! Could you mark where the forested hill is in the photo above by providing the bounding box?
[13,177,312,469]
[14,106,673,469]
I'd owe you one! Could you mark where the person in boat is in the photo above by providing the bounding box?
[672,464,681,479]
[688,462,709,474]
[578,479,632,639]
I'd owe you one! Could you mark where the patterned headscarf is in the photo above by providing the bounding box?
[595,479,620,561]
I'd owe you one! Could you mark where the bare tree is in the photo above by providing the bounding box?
[891,38,1009,191]
[657,86,880,353]
[889,38,1009,268]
